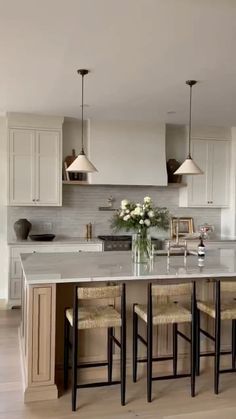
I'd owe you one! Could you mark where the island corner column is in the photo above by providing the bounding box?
[20,275,58,402]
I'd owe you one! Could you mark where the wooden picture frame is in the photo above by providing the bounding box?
[171,217,194,238]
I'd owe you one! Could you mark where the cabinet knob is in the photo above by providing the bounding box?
[32,199,35,202]
[36,199,39,202]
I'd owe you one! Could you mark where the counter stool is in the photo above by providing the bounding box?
[196,280,236,394]
[133,282,196,402]
[64,284,126,411]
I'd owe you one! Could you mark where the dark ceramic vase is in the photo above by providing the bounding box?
[14,218,32,240]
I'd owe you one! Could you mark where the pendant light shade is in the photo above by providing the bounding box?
[67,69,98,173]
[174,80,203,176]
[174,157,203,175]
[66,150,98,173]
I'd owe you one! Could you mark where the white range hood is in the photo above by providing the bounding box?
[87,120,167,186]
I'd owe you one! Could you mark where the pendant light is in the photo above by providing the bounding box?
[67,69,98,173]
[174,80,203,175]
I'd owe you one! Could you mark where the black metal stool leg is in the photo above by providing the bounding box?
[195,308,200,376]
[120,284,126,406]
[72,287,78,411]
[191,282,196,397]
[133,304,138,383]
[232,319,236,369]
[173,323,178,376]
[214,281,221,395]
[64,311,70,390]
[107,327,113,383]
[147,283,153,403]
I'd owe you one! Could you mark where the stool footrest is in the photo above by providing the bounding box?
[66,362,109,370]
[137,356,174,363]
[220,368,236,374]
[77,380,121,389]
[78,362,108,369]
[177,330,191,343]
[112,336,121,348]
[152,373,191,381]
[200,328,215,342]
[199,350,232,358]
[137,334,147,346]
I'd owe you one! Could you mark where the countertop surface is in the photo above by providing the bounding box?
[8,236,103,245]
[21,248,236,284]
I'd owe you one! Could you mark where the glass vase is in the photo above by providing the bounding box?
[132,230,152,264]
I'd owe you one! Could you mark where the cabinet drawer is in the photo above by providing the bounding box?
[50,244,103,252]
[10,278,22,300]
[11,244,103,258]
[11,247,37,258]
[10,258,23,278]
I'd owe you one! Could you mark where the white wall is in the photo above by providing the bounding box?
[63,117,81,159]
[221,127,236,238]
[166,124,188,163]
[0,117,8,300]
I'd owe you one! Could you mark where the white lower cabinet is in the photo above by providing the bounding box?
[8,243,103,306]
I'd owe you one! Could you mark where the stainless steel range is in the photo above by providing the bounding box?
[98,235,163,251]
[98,235,132,251]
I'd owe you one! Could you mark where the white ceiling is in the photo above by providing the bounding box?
[1,0,236,125]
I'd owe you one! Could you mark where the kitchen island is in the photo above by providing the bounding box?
[20,249,236,402]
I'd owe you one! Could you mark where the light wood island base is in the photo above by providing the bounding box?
[20,282,58,402]
[19,250,236,403]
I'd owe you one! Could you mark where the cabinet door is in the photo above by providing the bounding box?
[182,138,230,208]
[210,140,230,207]
[10,278,22,300]
[9,129,35,205]
[35,130,61,206]
[189,139,208,206]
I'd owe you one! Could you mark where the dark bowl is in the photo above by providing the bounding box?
[29,234,56,242]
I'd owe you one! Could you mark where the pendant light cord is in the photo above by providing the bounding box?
[188,83,192,158]
[81,73,84,154]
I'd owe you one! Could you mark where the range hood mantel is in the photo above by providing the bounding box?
[87,120,168,186]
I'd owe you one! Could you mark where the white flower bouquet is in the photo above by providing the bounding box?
[111,196,170,233]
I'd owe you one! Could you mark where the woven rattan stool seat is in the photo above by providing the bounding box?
[134,302,192,325]
[197,299,236,320]
[66,305,122,330]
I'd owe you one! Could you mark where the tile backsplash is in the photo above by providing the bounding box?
[7,185,221,241]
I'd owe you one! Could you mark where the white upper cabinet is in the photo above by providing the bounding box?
[7,113,63,206]
[87,120,167,186]
[35,131,61,205]
[179,138,230,207]
[9,129,35,205]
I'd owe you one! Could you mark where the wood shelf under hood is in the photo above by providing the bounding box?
[62,181,187,188]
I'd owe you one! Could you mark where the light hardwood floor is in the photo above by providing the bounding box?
[1,309,236,419]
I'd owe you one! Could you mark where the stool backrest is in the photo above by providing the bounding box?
[77,285,121,300]
[151,283,192,297]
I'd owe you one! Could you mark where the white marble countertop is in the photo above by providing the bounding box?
[21,249,236,285]
[9,236,236,247]
[8,236,103,246]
